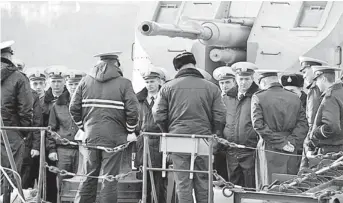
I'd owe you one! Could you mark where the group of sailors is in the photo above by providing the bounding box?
[1,38,343,203]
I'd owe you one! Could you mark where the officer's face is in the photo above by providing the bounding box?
[219,79,236,93]
[145,78,160,93]
[315,76,326,92]
[236,75,253,93]
[30,80,46,97]
[49,78,65,95]
[66,81,80,95]
[301,66,314,86]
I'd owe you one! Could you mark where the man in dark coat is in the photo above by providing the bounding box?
[1,40,33,199]
[152,52,226,203]
[307,66,343,159]
[280,73,308,174]
[14,64,43,189]
[211,66,236,181]
[70,52,139,203]
[135,67,166,203]
[252,70,308,189]
[43,65,69,203]
[297,57,328,173]
[223,62,259,188]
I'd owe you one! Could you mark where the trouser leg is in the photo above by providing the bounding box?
[98,150,122,203]
[171,153,193,203]
[193,156,212,203]
[74,149,101,203]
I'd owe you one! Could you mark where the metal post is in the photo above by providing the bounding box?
[208,136,214,203]
[0,117,25,201]
[37,129,46,202]
[142,135,148,203]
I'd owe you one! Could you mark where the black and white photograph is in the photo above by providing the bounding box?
[1,1,343,203]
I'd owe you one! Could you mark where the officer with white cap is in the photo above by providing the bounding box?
[222,61,259,188]
[252,69,308,188]
[1,40,15,61]
[70,52,139,203]
[48,69,86,202]
[1,40,34,202]
[213,66,236,95]
[135,67,166,203]
[27,68,47,101]
[298,56,329,173]
[307,66,343,161]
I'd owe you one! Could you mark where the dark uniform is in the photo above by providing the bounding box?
[23,69,47,188]
[135,67,166,203]
[43,66,69,203]
[212,66,237,181]
[223,62,259,188]
[1,41,33,199]
[153,52,226,203]
[297,57,328,172]
[280,73,308,174]
[252,70,308,189]
[307,66,343,156]
[70,52,139,203]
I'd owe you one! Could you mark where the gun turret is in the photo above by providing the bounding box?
[139,21,251,48]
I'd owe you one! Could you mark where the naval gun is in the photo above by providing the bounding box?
[139,20,252,48]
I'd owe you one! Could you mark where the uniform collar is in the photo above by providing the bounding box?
[264,82,282,90]
[174,68,204,79]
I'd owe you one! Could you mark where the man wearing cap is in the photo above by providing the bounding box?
[153,52,226,203]
[48,69,85,201]
[221,62,260,188]
[70,52,139,203]
[212,66,236,181]
[1,40,33,201]
[280,73,308,174]
[135,67,166,203]
[307,66,343,162]
[298,56,328,173]
[43,65,69,203]
[252,70,308,188]
[14,66,43,189]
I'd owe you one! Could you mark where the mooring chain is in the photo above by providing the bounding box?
[48,129,133,153]
[214,136,301,157]
[45,163,133,182]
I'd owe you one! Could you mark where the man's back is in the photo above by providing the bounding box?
[254,84,302,132]
[153,68,226,135]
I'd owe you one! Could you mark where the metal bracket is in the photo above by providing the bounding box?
[261,25,281,29]
[260,51,281,56]
[167,49,186,52]
[270,2,290,5]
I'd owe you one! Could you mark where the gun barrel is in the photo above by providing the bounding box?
[139,21,211,40]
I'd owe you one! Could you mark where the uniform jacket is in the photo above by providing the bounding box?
[222,87,238,141]
[69,63,139,148]
[306,83,322,130]
[42,87,69,127]
[42,87,70,153]
[251,83,308,151]
[252,83,308,187]
[152,68,226,135]
[48,91,78,153]
[1,64,33,142]
[310,82,343,148]
[135,87,162,168]
[226,82,259,148]
[27,90,42,151]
